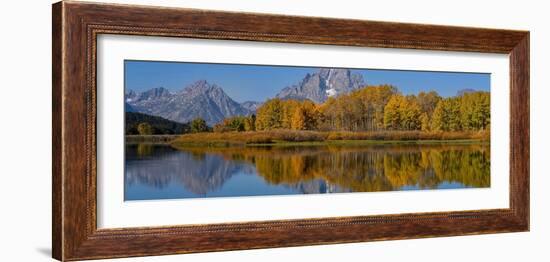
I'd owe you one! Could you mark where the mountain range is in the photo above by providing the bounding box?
[125,80,252,126]
[125,68,365,126]
[456,88,477,96]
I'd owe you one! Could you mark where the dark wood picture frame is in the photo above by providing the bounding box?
[52,1,529,261]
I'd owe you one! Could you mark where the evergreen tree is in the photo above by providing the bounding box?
[190,118,208,133]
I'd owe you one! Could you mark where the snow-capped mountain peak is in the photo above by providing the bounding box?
[276,68,365,103]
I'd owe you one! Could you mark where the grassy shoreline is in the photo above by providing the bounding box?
[245,139,488,147]
[172,139,489,149]
[169,130,489,148]
[126,134,181,144]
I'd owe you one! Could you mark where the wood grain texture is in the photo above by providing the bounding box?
[52,2,63,260]
[52,1,530,261]
[509,35,530,226]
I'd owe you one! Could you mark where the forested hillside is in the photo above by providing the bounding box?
[125,112,190,135]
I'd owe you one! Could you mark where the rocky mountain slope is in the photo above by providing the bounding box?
[275,68,365,103]
[126,81,252,126]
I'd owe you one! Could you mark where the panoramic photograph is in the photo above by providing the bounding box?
[124,60,491,201]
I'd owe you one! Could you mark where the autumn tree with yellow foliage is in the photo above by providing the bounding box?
[383,95,422,130]
[215,85,488,134]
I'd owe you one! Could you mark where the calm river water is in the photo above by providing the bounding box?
[124,143,490,201]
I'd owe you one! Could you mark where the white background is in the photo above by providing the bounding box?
[0,0,547,261]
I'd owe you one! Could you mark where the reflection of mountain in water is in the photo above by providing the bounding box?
[189,144,489,191]
[125,145,256,194]
[125,143,490,199]
[290,179,352,194]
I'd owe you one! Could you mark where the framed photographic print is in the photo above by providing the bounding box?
[52,1,529,261]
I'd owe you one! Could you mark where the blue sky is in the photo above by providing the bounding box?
[125,60,490,103]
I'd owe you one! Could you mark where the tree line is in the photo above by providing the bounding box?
[127,112,212,135]
[212,85,490,133]
[126,112,190,135]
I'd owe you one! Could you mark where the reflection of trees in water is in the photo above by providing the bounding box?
[177,144,490,192]
[136,144,153,157]
[382,148,490,189]
[126,143,490,196]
